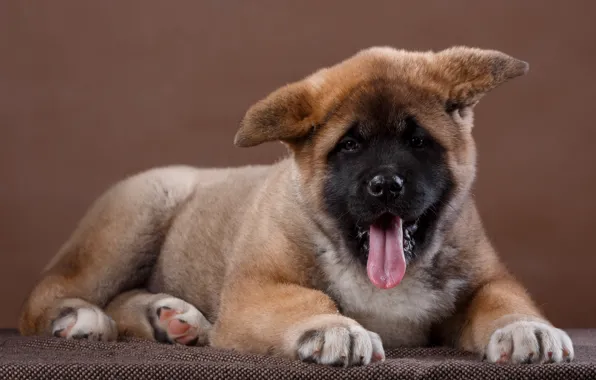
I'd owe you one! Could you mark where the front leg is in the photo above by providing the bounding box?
[456,277,574,364]
[211,282,384,367]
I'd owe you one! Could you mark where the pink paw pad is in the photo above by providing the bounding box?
[497,352,510,364]
[155,306,200,345]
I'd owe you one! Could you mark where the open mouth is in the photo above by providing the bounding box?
[355,213,419,290]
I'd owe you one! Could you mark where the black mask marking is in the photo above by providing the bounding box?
[323,90,453,267]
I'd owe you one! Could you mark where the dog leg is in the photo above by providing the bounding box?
[211,282,385,367]
[105,290,211,346]
[18,167,198,339]
[453,277,574,364]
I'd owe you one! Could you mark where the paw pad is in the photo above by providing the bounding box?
[150,297,212,346]
[497,352,510,364]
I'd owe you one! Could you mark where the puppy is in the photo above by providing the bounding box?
[19,46,574,366]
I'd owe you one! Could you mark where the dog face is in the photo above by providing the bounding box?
[235,46,528,289]
[321,84,453,268]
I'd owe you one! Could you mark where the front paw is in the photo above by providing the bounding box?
[486,320,574,364]
[291,315,385,367]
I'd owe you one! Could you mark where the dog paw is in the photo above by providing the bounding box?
[296,323,385,367]
[149,297,211,346]
[52,306,117,341]
[486,320,574,364]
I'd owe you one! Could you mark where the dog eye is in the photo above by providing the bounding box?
[339,137,361,153]
[409,136,425,148]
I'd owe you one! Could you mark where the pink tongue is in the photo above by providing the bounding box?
[367,216,407,289]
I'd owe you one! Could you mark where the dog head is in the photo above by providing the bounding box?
[235,46,528,289]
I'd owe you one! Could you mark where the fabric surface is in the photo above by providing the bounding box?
[1,329,595,380]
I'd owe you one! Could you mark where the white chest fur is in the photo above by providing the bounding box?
[318,245,465,348]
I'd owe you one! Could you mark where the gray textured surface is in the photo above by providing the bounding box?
[1,329,595,379]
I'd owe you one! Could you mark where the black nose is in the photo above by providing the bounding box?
[367,174,404,199]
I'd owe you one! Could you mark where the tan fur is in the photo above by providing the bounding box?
[19,46,571,365]
[105,290,163,340]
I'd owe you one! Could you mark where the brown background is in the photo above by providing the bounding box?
[1,1,595,329]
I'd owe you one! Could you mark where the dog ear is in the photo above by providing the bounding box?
[435,46,529,110]
[234,81,316,148]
